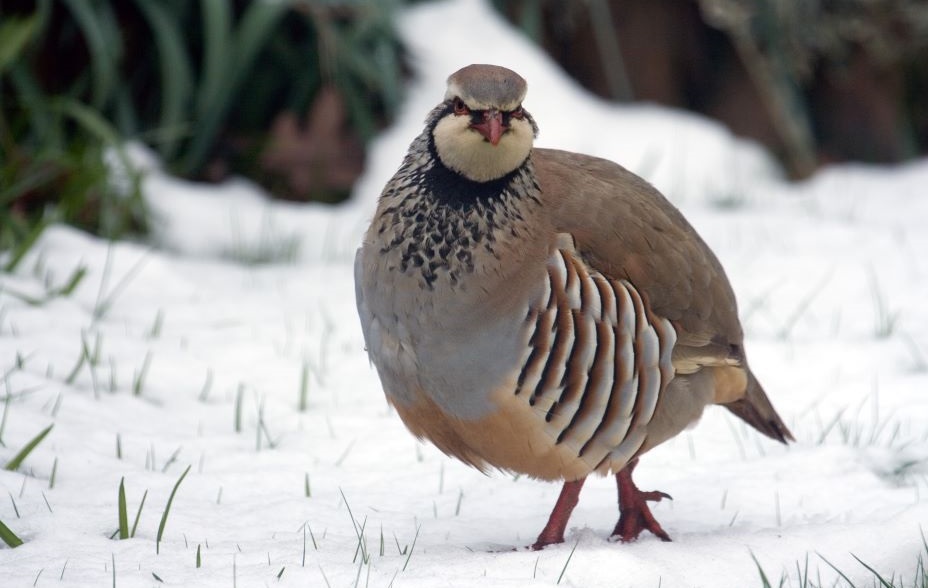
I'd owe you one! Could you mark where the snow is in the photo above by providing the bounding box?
[2,0,927,586]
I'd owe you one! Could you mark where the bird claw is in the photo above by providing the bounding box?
[611,462,673,543]
[529,537,562,551]
[611,491,673,543]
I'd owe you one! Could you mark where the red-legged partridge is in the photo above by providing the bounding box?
[355,64,793,549]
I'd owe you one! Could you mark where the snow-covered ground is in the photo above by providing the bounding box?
[2,0,927,586]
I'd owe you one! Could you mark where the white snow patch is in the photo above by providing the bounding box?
[1,0,926,586]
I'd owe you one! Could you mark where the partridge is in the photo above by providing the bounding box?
[355,64,793,549]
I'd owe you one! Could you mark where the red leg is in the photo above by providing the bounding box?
[611,459,672,542]
[531,477,586,550]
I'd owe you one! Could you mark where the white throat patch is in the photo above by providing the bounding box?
[432,115,534,182]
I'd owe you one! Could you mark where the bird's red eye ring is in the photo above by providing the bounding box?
[510,105,524,119]
[453,97,469,115]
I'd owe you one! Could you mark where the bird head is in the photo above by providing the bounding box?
[431,64,538,183]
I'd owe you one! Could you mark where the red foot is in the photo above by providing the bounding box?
[531,478,586,550]
[611,459,672,542]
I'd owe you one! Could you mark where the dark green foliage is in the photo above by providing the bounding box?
[1,0,407,255]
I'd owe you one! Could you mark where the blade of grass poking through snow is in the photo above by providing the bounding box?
[130,489,147,538]
[148,309,164,338]
[92,246,150,320]
[51,265,87,298]
[234,383,244,433]
[64,337,88,385]
[5,423,53,471]
[132,351,152,396]
[402,524,421,572]
[851,554,894,588]
[49,457,58,489]
[557,540,579,585]
[156,465,191,554]
[750,551,775,588]
[817,553,858,587]
[0,393,10,444]
[198,369,213,402]
[0,518,24,547]
[117,477,129,539]
[196,544,201,568]
[2,220,47,273]
[299,361,309,412]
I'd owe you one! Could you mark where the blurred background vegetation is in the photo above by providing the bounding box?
[2,0,927,256]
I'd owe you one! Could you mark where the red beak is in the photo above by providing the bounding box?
[472,110,505,146]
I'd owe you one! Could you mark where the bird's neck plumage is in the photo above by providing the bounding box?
[368,127,548,298]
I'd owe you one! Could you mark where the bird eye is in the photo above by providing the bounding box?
[453,97,469,115]
[510,105,524,119]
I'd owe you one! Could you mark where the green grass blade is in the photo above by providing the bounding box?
[48,457,58,489]
[2,218,47,273]
[197,0,232,116]
[851,554,894,588]
[0,161,61,207]
[180,0,287,174]
[5,424,53,471]
[557,540,579,585]
[130,489,147,538]
[55,97,121,146]
[750,550,773,588]
[402,524,420,572]
[117,478,129,540]
[132,0,194,162]
[8,62,60,149]
[156,465,191,553]
[817,552,858,588]
[299,361,309,412]
[53,265,88,297]
[0,518,24,548]
[0,11,42,75]
[59,0,119,109]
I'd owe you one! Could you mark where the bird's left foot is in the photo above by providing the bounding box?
[610,460,673,543]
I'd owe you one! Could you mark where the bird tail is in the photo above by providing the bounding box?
[722,370,794,444]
